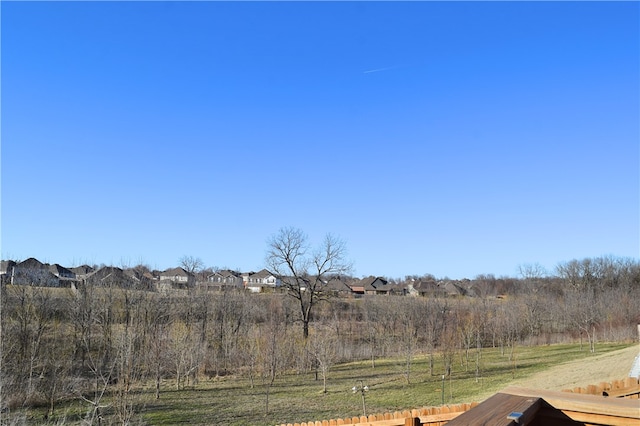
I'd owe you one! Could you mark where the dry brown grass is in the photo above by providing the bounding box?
[509,344,640,391]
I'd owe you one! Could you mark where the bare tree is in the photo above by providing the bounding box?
[256,297,293,415]
[167,319,202,390]
[209,291,248,376]
[306,325,338,393]
[179,255,204,275]
[362,299,386,368]
[564,288,601,353]
[458,308,477,372]
[147,318,170,400]
[265,227,351,339]
[518,263,547,293]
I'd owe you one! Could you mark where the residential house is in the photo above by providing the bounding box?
[202,269,243,291]
[0,260,16,285]
[159,267,195,289]
[352,276,390,295]
[8,258,65,287]
[322,276,355,297]
[242,269,281,293]
[69,265,95,279]
[48,264,76,279]
[441,280,468,297]
[208,269,242,285]
[0,260,16,276]
[84,266,141,289]
[124,267,156,290]
[406,279,442,297]
[49,263,78,288]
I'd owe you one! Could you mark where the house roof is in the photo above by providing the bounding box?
[161,267,193,277]
[357,276,389,291]
[442,281,467,296]
[412,280,440,292]
[323,277,353,293]
[251,269,275,279]
[70,265,95,275]
[17,257,47,269]
[85,266,141,288]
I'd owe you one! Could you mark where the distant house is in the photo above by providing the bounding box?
[9,258,67,287]
[441,280,468,297]
[84,266,141,289]
[208,269,242,285]
[123,267,156,290]
[0,260,16,276]
[48,263,78,287]
[48,264,76,279]
[124,267,155,282]
[159,267,195,286]
[203,269,243,290]
[406,279,441,297]
[0,260,16,284]
[242,269,280,293]
[70,265,95,279]
[349,282,365,295]
[352,276,389,295]
[323,277,355,297]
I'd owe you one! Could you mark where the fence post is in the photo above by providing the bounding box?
[404,417,420,426]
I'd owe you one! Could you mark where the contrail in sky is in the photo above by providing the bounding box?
[363,66,400,74]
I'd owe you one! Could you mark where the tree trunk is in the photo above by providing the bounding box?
[155,371,161,399]
[49,382,56,418]
[303,320,309,339]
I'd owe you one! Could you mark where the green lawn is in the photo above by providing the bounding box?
[14,342,634,425]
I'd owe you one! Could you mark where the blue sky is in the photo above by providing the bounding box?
[2,1,638,279]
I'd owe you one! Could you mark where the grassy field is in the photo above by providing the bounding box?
[12,342,636,425]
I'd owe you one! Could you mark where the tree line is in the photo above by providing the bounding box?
[1,252,639,423]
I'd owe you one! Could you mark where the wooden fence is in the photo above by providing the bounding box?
[562,376,640,399]
[277,402,478,426]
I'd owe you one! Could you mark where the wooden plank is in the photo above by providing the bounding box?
[445,393,542,425]
[534,406,584,426]
[558,409,640,426]
[539,404,639,425]
[502,386,640,421]
[417,411,463,423]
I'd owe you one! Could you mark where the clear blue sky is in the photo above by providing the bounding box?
[2,1,638,279]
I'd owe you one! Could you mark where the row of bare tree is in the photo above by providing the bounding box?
[1,255,638,422]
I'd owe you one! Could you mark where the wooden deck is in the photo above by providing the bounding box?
[446,386,640,426]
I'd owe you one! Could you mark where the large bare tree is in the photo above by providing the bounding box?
[265,227,351,339]
[179,255,204,275]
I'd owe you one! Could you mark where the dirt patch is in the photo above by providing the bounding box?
[510,344,640,391]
